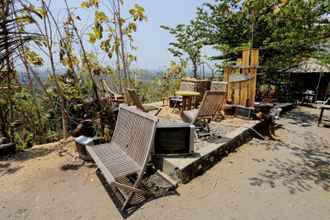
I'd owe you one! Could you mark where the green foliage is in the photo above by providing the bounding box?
[0,1,37,69]
[137,60,187,103]
[137,76,163,103]
[162,60,187,96]
[129,4,147,22]
[195,0,330,71]
[80,0,100,8]
[23,48,44,65]
[1,0,143,149]
[95,10,108,23]
[13,130,33,151]
[1,88,57,148]
[161,22,204,78]
[82,0,147,64]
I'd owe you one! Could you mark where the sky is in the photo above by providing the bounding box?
[117,0,217,71]
[24,0,218,73]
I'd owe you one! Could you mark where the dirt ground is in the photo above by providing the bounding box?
[0,106,329,220]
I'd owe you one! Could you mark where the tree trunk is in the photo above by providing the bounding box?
[192,60,198,78]
[112,1,122,92]
[64,0,101,108]
[116,0,130,87]
[41,0,68,139]
[1,1,14,122]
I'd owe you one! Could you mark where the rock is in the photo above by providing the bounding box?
[0,137,9,144]
[0,143,16,156]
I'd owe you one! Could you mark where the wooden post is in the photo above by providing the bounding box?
[250,67,257,106]
[242,49,250,67]
[251,49,259,67]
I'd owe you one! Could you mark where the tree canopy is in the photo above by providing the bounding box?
[161,21,204,78]
[0,0,148,148]
[194,0,330,72]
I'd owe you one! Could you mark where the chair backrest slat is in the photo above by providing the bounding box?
[102,80,119,97]
[104,77,120,95]
[197,91,226,118]
[127,89,146,111]
[111,106,158,167]
[95,75,122,98]
[94,75,106,97]
[180,82,196,91]
[211,81,228,93]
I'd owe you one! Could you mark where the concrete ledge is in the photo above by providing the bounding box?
[154,120,265,184]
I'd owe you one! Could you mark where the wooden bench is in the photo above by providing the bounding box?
[86,106,158,210]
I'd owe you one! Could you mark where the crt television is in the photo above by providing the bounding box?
[153,123,195,156]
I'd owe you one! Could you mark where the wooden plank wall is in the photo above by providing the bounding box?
[225,67,234,103]
[251,49,259,67]
[224,49,259,106]
[242,49,250,67]
[249,68,257,106]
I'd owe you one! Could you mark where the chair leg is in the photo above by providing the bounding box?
[194,130,199,142]
[154,108,162,116]
[112,182,145,194]
[195,119,213,138]
[318,108,324,127]
[121,192,135,211]
[206,119,211,133]
[172,101,180,112]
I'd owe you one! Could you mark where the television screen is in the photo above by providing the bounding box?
[154,123,194,155]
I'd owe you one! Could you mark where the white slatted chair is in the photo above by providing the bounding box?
[86,106,158,210]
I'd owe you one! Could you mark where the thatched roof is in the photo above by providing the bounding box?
[288,58,330,73]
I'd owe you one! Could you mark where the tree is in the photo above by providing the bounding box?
[0,0,55,145]
[80,0,147,89]
[195,0,330,72]
[162,22,204,78]
[0,1,37,70]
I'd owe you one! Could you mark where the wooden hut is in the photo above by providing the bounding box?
[286,58,330,101]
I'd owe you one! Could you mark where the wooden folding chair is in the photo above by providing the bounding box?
[86,106,158,210]
[127,89,161,116]
[182,91,226,136]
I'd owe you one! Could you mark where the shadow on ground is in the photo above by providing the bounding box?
[0,148,57,177]
[60,161,96,171]
[1,146,58,163]
[0,162,23,177]
[282,108,319,127]
[96,169,179,219]
[249,140,330,194]
[0,143,62,177]
[248,106,330,193]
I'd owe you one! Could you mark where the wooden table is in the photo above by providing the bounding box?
[318,105,330,127]
[175,90,200,112]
